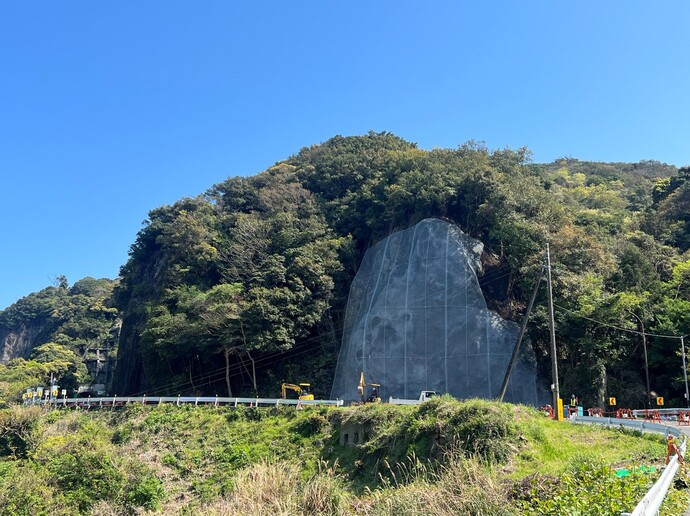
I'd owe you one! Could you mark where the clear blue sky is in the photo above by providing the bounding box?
[1,1,688,310]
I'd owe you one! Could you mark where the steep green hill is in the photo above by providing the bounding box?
[0,399,687,515]
[2,133,688,410]
[110,133,689,409]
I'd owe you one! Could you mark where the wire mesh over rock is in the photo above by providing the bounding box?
[331,218,543,405]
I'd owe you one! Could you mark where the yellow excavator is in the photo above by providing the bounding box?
[357,372,381,403]
[281,382,315,401]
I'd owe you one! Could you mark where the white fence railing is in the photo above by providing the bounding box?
[571,415,686,516]
[24,395,344,408]
[625,441,685,516]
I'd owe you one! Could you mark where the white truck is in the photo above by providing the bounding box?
[388,390,439,405]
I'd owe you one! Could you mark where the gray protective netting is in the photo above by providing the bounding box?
[330,218,546,405]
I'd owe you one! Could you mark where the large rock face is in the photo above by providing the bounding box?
[0,323,47,363]
[331,218,544,405]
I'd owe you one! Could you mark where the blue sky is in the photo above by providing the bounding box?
[1,1,689,310]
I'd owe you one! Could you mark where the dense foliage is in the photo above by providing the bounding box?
[0,278,119,404]
[2,132,688,408]
[110,132,689,409]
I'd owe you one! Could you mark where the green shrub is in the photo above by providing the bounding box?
[511,456,664,515]
[0,406,42,458]
[294,411,328,436]
[45,448,124,511]
[110,424,133,444]
[125,473,166,510]
[440,398,518,463]
[0,462,74,515]
[324,399,521,492]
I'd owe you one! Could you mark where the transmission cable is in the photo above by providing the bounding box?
[553,303,685,340]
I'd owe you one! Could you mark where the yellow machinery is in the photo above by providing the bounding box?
[357,372,381,403]
[281,382,315,401]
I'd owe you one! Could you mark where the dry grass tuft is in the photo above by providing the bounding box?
[204,460,301,516]
[202,459,347,516]
[356,450,514,515]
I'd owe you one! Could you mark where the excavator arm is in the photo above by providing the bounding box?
[282,383,302,399]
[281,383,314,400]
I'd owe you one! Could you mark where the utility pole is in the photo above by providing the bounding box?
[498,262,545,402]
[545,244,560,417]
[681,336,689,408]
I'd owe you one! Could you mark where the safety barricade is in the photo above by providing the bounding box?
[616,408,634,419]
[540,404,555,418]
[644,409,662,423]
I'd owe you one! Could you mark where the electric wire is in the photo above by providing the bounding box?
[127,251,678,398]
[126,328,346,397]
[553,303,686,340]
[126,260,520,397]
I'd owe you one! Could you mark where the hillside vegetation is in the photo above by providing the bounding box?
[0,278,119,402]
[0,398,687,515]
[1,133,689,410]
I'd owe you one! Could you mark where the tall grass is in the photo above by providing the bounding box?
[202,451,512,516]
[354,447,514,516]
[204,459,347,516]
[2,400,682,514]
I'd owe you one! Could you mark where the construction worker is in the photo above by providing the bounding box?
[666,435,684,465]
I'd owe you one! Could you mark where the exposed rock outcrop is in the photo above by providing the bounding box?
[0,322,49,363]
[331,218,546,405]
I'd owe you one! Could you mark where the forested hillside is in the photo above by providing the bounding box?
[2,133,689,408]
[0,277,119,402]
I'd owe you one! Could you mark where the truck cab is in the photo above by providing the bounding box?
[419,390,438,402]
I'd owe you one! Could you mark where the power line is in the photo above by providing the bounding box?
[127,262,518,396]
[553,303,685,340]
[127,328,345,397]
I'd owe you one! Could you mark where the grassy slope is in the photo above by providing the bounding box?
[508,412,665,478]
[0,398,688,515]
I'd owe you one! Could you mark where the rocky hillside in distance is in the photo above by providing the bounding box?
[0,277,120,401]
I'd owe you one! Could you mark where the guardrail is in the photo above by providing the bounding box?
[25,395,344,408]
[571,415,685,516]
[624,440,686,516]
[571,415,681,438]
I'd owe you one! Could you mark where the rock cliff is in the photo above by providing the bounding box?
[331,218,546,405]
[0,322,50,363]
